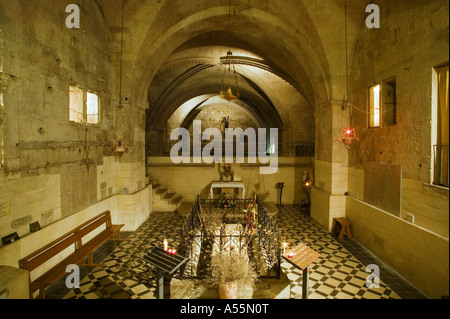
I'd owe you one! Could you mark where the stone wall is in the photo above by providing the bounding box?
[346,196,449,299]
[0,1,149,271]
[148,156,314,205]
[342,0,449,299]
[0,185,151,280]
[343,0,449,238]
[0,157,151,250]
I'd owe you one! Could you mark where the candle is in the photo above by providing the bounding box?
[163,239,168,251]
[282,242,288,256]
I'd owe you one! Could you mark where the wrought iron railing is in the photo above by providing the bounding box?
[178,196,281,280]
[434,145,449,187]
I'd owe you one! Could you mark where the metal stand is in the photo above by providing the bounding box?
[282,243,320,300]
[142,246,189,299]
[302,267,310,299]
[277,183,284,206]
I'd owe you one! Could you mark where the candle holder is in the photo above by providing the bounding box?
[112,140,129,160]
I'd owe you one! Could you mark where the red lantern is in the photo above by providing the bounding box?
[338,127,359,150]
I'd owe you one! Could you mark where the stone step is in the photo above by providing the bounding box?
[163,192,176,200]
[170,195,184,206]
[149,177,185,213]
[155,187,168,196]
[152,184,162,193]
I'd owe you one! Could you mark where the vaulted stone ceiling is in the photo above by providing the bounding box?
[95,0,370,101]
[94,0,372,154]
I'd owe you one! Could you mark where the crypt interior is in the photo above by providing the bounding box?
[0,0,448,300]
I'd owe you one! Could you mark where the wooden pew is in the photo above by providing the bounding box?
[18,211,125,299]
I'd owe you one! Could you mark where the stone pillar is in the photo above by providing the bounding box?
[311,101,349,231]
[147,128,166,156]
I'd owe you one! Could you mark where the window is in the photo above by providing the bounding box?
[369,84,381,127]
[383,79,397,125]
[369,79,397,128]
[433,64,449,187]
[69,86,99,124]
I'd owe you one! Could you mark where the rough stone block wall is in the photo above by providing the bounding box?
[346,0,449,232]
[0,1,148,252]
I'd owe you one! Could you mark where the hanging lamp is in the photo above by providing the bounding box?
[220,0,240,102]
[113,0,129,160]
[338,0,359,150]
[117,0,125,109]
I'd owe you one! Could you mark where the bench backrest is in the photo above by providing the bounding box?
[19,232,80,272]
[78,211,112,239]
[19,211,113,272]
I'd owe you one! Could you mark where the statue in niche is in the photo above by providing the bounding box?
[220,116,230,134]
[220,163,234,182]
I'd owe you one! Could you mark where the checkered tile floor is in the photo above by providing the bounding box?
[47,206,425,299]
[277,206,399,299]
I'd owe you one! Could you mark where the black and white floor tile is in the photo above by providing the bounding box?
[276,206,399,299]
[48,206,426,299]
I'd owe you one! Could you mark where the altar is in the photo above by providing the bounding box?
[210,182,246,199]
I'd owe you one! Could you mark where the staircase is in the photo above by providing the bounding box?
[150,178,185,212]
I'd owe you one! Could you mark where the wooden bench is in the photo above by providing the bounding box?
[333,217,353,239]
[19,211,126,299]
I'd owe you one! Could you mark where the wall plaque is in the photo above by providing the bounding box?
[364,163,402,216]
[2,233,19,246]
[41,210,54,227]
[30,221,41,233]
[60,162,97,217]
[11,215,32,229]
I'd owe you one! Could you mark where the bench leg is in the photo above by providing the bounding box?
[338,224,352,239]
[80,253,106,268]
[338,225,346,239]
[345,225,353,239]
[109,232,129,242]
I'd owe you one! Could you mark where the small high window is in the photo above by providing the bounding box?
[369,84,381,127]
[369,79,397,128]
[69,86,99,124]
[383,79,397,126]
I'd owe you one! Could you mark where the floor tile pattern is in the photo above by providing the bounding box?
[45,206,426,299]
